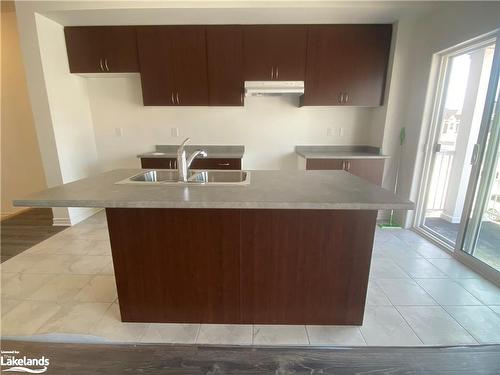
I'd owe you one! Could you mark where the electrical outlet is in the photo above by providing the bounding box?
[171,127,179,137]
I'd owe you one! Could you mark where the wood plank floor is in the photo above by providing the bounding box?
[0,208,66,262]
[2,340,499,374]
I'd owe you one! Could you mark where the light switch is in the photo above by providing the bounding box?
[114,128,123,137]
[171,127,179,137]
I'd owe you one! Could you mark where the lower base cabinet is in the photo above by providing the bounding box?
[306,158,385,186]
[106,208,377,325]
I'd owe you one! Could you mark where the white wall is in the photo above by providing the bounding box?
[381,2,500,227]
[1,2,47,218]
[86,76,375,170]
[15,6,101,225]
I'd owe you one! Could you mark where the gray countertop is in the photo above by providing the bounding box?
[296,145,389,160]
[138,145,244,159]
[14,169,413,210]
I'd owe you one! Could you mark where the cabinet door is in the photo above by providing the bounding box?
[65,27,138,73]
[103,27,139,73]
[137,27,177,106]
[65,27,106,73]
[243,26,274,80]
[302,25,391,106]
[243,26,308,81]
[338,25,391,106]
[346,159,385,186]
[171,26,209,106]
[206,26,244,106]
[271,26,308,81]
[302,26,345,106]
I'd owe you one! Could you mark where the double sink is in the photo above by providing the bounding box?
[118,169,250,185]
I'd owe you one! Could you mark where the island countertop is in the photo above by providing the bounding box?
[14,169,413,210]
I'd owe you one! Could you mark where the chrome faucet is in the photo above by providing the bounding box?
[177,138,207,182]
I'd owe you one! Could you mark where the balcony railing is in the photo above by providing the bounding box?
[427,149,455,212]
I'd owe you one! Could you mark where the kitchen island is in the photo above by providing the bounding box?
[15,169,412,325]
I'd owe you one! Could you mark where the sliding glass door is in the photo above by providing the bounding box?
[459,47,500,272]
[417,30,499,276]
[419,38,497,248]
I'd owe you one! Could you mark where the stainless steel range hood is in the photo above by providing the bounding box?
[244,81,304,96]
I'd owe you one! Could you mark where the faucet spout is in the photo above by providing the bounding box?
[177,138,207,182]
[187,150,208,168]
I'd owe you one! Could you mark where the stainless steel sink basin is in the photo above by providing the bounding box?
[188,170,249,184]
[129,170,179,182]
[117,169,250,185]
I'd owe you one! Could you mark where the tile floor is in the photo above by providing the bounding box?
[1,211,500,346]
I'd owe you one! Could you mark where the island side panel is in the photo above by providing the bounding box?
[240,209,377,325]
[106,208,241,323]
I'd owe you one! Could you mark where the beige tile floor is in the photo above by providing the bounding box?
[2,211,500,346]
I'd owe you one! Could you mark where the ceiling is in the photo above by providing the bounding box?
[29,1,451,26]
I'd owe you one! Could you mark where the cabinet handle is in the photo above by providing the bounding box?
[171,92,175,105]
[275,66,279,79]
[104,58,109,72]
[341,160,345,170]
[344,93,349,103]
[218,162,230,166]
[346,161,351,171]
[271,66,274,79]
[338,92,343,103]
[176,92,180,105]
[168,160,172,169]
[99,58,104,72]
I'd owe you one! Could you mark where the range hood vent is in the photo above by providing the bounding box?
[244,81,304,97]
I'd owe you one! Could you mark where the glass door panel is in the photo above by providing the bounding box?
[461,60,500,272]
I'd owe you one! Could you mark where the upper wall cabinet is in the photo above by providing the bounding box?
[64,26,139,73]
[302,25,392,106]
[243,26,308,81]
[206,26,244,106]
[137,26,209,106]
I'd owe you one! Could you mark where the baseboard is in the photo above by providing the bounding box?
[52,217,72,226]
[1,208,31,221]
[53,207,102,226]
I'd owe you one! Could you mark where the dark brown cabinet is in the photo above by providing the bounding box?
[137,26,209,106]
[243,26,308,81]
[302,25,392,106]
[65,24,392,107]
[140,158,241,170]
[206,26,244,106]
[64,26,139,73]
[306,158,385,186]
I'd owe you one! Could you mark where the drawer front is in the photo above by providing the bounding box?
[141,158,176,169]
[190,158,241,170]
[141,158,241,170]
